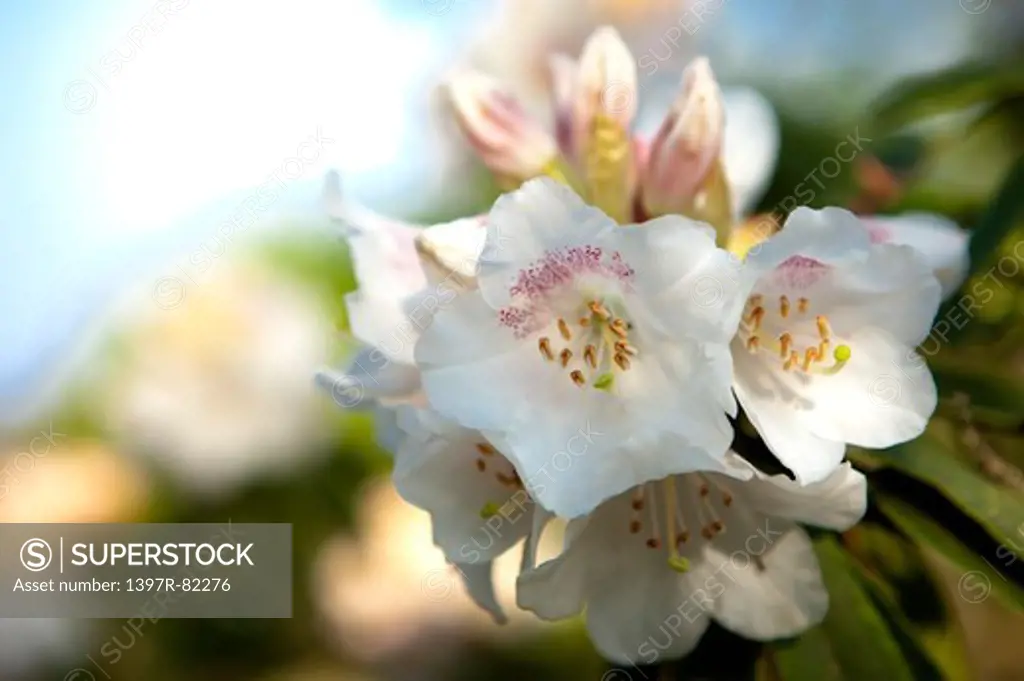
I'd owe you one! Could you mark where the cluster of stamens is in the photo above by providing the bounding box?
[536,299,637,390]
[741,293,851,374]
[473,442,525,519]
[629,475,735,573]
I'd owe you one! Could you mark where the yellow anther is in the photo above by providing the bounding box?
[614,353,631,371]
[745,306,765,331]
[560,348,572,367]
[746,336,760,352]
[570,369,586,386]
[610,319,628,338]
[615,341,638,356]
[476,459,486,472]
[629,520,642,534]
[779,333,793,359]
[584,344,598,369]
[802,347,818,371]
[779,295,790,318]
[475,443,496,456]
[589,301,610,320]
[798,297,809,314]
[579,316,591,327]
[557,318,572,341]
[538,337,554,361]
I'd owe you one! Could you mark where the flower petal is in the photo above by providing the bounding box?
[456,560,508,625]
[721,87,780,219]
[697,525,829,640]
[613,215,753,343]
[476,177,617,310]
[518,496,710,664]
[801,326,937,449]
[864,212,970,299]
[727,458,867,531]
[393,410,531,562]
[732,344,848,485]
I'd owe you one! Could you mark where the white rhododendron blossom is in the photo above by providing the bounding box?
[416,178,748,519]
[732,207,941,484]
[313,23,964,667]
[517,459,867,664]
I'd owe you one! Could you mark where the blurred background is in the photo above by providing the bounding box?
[1,0,1023,679]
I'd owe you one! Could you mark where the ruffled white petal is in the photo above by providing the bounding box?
[393,410,531,562]
[721,87,780,219]
[517,496,710,663]
[732,343,848,485]
[696,525,829,641]
[613,216,754,343]
[727,458,867,531]
[802,327,937,449]
[865,212,970,299]
[476,178,618,310]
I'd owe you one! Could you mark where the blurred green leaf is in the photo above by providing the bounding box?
[871,62,1024,134]
[769,627,842,681]
[771,537,917,680]
[878,494,1024,613]
[873,424,1024,560]
[930,359,1024,427]
[965,154,1024,271]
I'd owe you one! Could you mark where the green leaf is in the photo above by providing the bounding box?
[965,154,1024,268]
[872,424,1024,559]
[878,494,1024,613]
[930,358,1024,427]
[933,154,1024,343]
[771,536,917,681]
[871,62,1024,133]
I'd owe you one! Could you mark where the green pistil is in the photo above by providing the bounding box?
[479,502,501,519]
[593,372,615,391]
[668,556,691,574]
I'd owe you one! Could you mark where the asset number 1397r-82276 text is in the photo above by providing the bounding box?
[125,577,231,592]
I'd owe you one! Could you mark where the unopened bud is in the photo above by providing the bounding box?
[642,57,724,216]
[574,26,638,223]
[447,70,558,182]
[575,26,638,139]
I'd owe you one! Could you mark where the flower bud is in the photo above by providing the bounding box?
[447,70,558,182]
[642,57,724,216]
[574,26,638,223]
[574,26,638,144]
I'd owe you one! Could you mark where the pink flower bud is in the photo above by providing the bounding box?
[642,57,724,215]
[447,70,557,181]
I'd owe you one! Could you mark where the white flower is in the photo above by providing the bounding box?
[415,177,749,519]
[392,406,547,624]
[732,207,941,484]
[107,263,332,494]
[316,169,486,413]
[863,213,971,299]
[517,457,867,664]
